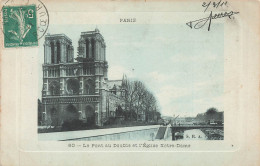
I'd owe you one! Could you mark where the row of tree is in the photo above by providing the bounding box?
[121,77,161,122]
[196,107,223,122]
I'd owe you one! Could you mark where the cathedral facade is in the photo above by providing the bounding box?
[41,29,126,127]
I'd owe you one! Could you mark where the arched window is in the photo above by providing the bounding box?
[51,42,54,64]
[84,79,95,94]
[66,45,70,62]
[85,39,89,58]
[49,81,60,95]
[85,105,95,126]
[50,108,58,126]
[56,41,61,63]
[91,39,95,59]
[66,79,80,95]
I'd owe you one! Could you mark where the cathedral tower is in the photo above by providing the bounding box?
[41,29,109,127]
[44,34,74,64]
[39,29,125,126]
[77,28,108,124]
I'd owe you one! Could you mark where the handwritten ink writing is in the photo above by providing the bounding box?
[186,11,239,31]
[202,0,228,12]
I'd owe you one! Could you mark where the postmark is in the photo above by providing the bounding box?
[35,0,49,40]
[1,0,49,48]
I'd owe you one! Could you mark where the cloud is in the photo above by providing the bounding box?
[170,52,220,64]
[192,95,224,115]
[155,80,223,117]
[110,41,146,48]
[193,77,223,92]
[153,36,177,45]
[108,65,135,80]
[147,71,168,82]
[156,85,191,108]
[170,54,187,63]
[160,95,224,117]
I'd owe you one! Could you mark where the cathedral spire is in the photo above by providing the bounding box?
[95,25,99,33]
[122,74,128,88]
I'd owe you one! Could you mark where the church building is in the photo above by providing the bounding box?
[41,28,126,126]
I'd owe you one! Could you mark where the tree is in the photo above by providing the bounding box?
[124,78,138,120]
[115,105,124,116]
[133,81,147,121]
[123,76,160,122]
[206,107,218,115]
[195,107,221,123]
[205,107,218,121]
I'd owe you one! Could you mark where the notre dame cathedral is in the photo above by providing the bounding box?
[40,28,126,127]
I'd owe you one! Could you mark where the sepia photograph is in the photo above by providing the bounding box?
[37,24,224,141]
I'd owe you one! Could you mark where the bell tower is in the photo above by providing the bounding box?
[77,28,108,124]
[44,34,74,64]
[42,34,74,97]
[41,29,110,127]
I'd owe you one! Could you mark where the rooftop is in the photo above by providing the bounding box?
[45,33,72,42]
[107,80,123,90]
[80,28,104,40]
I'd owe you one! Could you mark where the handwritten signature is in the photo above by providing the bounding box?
[186,11,239,31]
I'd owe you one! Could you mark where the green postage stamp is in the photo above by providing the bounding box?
[2,5,38,48]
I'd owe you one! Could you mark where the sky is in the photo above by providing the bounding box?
[38,24,224,117]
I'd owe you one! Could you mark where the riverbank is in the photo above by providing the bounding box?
[38,121,159,133]
[38,125,159,141]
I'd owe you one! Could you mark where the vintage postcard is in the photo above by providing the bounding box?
[0,0,259,166]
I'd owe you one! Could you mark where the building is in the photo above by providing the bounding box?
[40,28,126,127]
